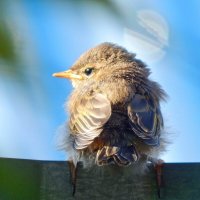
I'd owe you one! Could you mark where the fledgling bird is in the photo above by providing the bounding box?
[53,42,167,196]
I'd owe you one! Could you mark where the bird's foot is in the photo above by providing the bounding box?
[148,157,164,199]
[155,159,164,198]
[68,161,77,196]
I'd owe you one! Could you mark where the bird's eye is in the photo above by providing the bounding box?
[84,68,94,76]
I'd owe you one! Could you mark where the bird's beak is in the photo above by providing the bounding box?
[52,70,83,80]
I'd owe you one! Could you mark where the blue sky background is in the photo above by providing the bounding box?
[0,0,200,162]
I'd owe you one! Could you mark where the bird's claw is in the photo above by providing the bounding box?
[154,159,164,199]
[68,161,77,196]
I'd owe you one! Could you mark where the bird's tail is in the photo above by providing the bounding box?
[95,145,138,166]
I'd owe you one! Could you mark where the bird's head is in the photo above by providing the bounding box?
[53,43,150,88]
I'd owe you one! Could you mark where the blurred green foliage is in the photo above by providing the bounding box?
[0,21,16,63]
[0,21,24,81]
[73,0,123,17]
[0,1,17,64]
[0,1,23,81]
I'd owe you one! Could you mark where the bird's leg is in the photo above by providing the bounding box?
[155,159,164,198]
[148,157,164,199]
[68,161,77,196]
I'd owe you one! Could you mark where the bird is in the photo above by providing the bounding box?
[53,42,167,196]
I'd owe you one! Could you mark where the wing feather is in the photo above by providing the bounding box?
[70,93,111,149]
[128,93,163,146]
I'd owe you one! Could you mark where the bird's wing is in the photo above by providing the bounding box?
[127,93,163,146]
[70,93,111,150]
